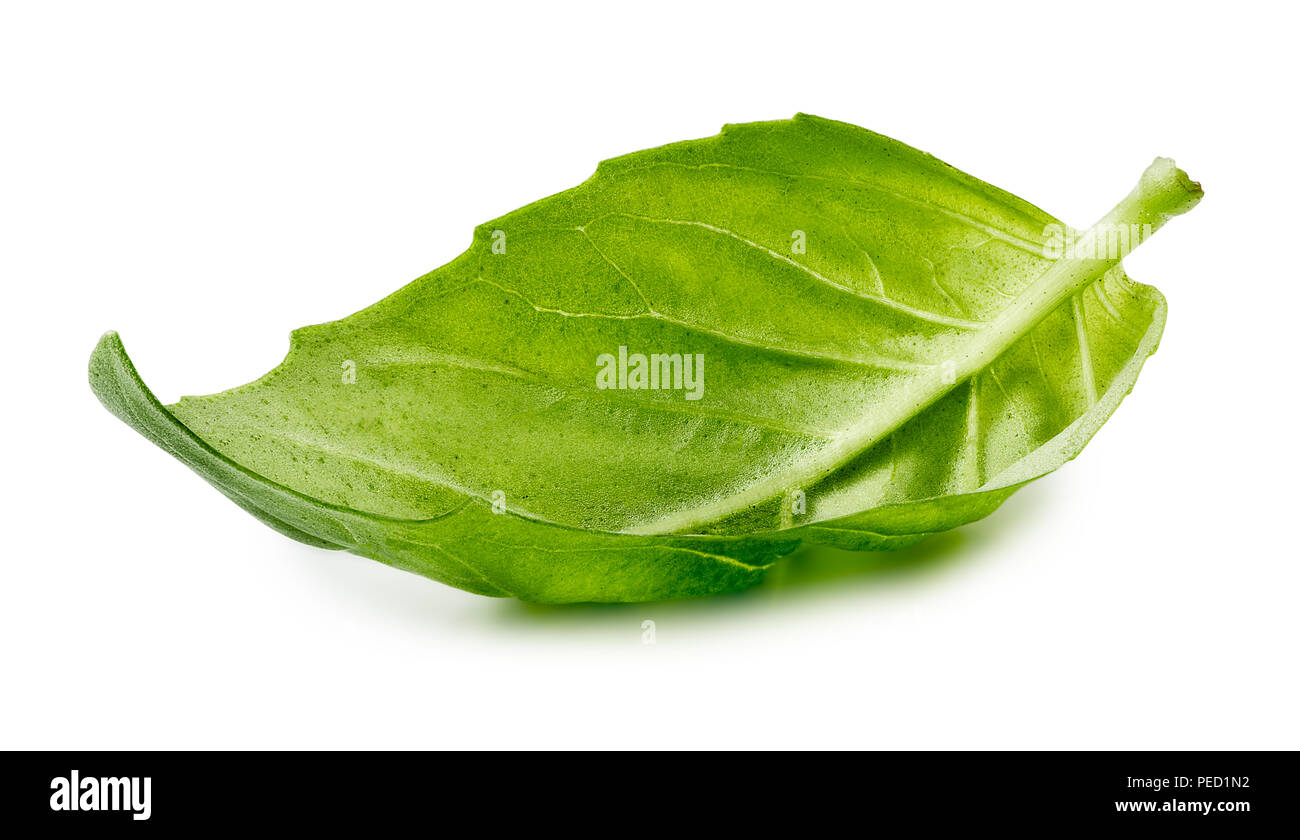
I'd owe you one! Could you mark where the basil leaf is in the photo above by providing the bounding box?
[90,115,1201,603]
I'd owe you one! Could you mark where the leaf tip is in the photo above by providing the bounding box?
[89,330,132,417]
[89,329,124,380]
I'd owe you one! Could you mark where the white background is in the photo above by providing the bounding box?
[2,1,1296,750]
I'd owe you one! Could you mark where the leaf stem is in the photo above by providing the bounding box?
[966,158,1202,378]
[629,159,1202,536]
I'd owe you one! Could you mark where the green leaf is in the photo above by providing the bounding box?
[89,114,1201,603]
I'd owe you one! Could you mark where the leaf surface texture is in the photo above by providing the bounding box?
[90,115,1186,602]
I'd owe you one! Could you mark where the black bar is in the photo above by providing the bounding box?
[1,751,1292,828]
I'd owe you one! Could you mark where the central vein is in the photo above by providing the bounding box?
[625,159,1202,536]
